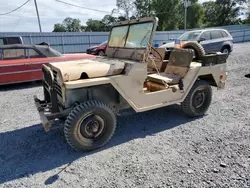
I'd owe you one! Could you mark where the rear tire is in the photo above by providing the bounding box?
[182,41,205,60]
[181,80,212,117]
[64,101,116,151]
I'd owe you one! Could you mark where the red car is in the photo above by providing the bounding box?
[0,44,95,85]
[86,41,107,56]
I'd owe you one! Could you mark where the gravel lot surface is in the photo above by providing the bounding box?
[0,43,250,188]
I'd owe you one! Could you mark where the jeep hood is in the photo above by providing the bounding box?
[49,57,125,82]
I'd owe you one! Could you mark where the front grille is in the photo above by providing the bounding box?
[42,65,53,90]
[52,70,63,98]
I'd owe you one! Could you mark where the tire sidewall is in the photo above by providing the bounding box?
[190,82,212,116]
[65,102,116,151]
[221,47,230,55]
[182,41,205,60]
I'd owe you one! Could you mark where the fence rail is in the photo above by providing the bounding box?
[1,24,250,54]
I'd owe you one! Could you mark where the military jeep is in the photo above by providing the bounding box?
[34,17,228,151]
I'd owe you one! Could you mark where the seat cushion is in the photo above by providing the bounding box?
[147,73,182,85]
[165,66,189,77]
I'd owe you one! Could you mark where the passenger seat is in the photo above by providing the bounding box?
[147,48,193,85]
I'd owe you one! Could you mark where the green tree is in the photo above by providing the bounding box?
[62,17,82,32]
[53,17,82,32]
[245,12,250,23]
[216,0,246,26]
[101,15,118,31]
[152,0,182,31]
[185,2,205,28]
[134,0,153,17]
[202,1,218,26]
[117,16,127,21]
[53,23,66,32]
[84,19,106,31]
[116,0,135,19]
[203,0,247,26]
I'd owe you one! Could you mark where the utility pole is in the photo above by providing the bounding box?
[34,0,42,32]
[184,0,190,30]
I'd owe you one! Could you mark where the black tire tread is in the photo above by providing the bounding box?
[182,80,212,117]
[182,41,205,60]
[64,101,117,151]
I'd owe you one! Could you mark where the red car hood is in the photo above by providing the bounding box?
[0,53,95,66]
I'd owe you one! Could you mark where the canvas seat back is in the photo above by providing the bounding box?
[164,48,194,77]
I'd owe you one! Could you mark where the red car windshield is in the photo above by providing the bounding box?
[99,41,107,46]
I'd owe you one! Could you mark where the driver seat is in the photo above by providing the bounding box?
[147,48,193,85]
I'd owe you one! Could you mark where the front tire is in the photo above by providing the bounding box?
[181,80,212,117]
[64,101,116,151]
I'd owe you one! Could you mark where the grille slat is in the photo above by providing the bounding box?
[42,66,63,101]
[54,84,62,97]
[42,66,53,86]
[52,70,63,97]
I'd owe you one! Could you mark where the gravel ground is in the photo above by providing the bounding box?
[0,43,250,188]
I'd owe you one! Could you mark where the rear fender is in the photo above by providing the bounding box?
[197,64,228,89]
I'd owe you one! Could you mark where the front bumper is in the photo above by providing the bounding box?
[34,95,70,132]
[86,49,98,55]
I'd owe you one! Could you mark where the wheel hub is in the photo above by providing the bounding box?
[223,48,229,54]
[86,121,99,133]
[80,115,105,139]
[193,90,205,108]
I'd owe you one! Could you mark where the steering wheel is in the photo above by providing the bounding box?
[149,46,163,62]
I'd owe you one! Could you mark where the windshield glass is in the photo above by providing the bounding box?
[99,41,107,46]
[48,47,63,57]
[108,22,154,48]
[109,25,129,47]
[178,31,202,41]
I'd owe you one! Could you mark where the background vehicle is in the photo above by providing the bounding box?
[86,41,107,56]
[160,29,233,55]
[0,36,23,45]
[34,17,228,152]
[0,44,95,85]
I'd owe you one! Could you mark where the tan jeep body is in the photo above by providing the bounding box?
[34,17,228,151]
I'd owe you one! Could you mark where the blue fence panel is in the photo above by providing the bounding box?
[1,24,250,53]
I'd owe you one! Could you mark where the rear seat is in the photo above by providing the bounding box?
[147,48,194,85]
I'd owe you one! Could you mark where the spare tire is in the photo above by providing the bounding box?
[182,41,205,60]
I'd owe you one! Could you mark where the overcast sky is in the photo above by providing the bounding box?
[0,0,209,32]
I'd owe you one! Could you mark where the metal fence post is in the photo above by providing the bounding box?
[29,34,33,44]
[243,30,246,43]
[61,34,65,53]
[88,34,91,47]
